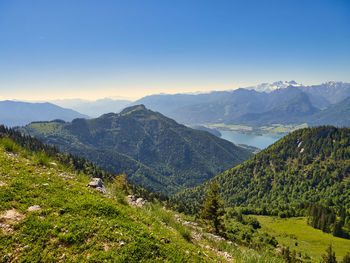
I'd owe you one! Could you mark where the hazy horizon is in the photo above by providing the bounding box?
[1,80,348,103]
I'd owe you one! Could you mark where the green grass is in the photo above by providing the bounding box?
[255,216,350,262]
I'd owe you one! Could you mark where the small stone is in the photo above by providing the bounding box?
[28,205,41,212]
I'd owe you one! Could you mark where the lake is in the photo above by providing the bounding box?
[220,131,284,149]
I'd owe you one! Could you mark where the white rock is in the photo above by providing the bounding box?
[28,205,41,212]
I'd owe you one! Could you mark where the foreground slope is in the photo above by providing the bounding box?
[0,132,283,262]
[0,100,88,127]
[177,126,350,209]
[20,105,252,194]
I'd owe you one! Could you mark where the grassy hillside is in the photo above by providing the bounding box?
[176,126,350,211]
[19,105,252,195]
[256,216,350,262]
[0,133,282,262]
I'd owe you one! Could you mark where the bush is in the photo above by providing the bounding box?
[0,137,21,153]
[33,151,50,166]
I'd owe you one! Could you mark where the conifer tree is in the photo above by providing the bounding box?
[343,253,350,263]
[321,245,337,263]
[199,182,225,234]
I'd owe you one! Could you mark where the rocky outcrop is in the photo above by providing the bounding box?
[127,195,148,207]
[87,178,107,194]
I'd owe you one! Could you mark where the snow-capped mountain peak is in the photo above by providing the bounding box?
[246,81,302,93]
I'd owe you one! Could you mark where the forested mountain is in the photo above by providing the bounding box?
[176,126,350,211]
[0,100,88,127]
[19,105,252,194]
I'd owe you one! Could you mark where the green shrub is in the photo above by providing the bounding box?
[0,137,21,153]
[33,151,50,166]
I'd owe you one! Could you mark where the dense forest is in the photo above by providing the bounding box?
[176,127,350,216]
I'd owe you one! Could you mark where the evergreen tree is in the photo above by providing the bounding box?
[199,182,225,234]
[333,221,343,237]
[343,253,350,263]
[321,245,337,263]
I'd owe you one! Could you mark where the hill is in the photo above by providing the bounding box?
[0,100,88,127]
[0,127,284,262]
[19,105,252,194]
[176,126,350,210]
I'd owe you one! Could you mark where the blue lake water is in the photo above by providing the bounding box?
[220,131,284,149]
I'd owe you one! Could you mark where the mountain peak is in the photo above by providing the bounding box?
[246,81,302,93]
[120,104,147,115]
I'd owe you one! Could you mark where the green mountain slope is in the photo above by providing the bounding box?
[177,126,350,209]
[0,128,283,262]
[19,105,252,194]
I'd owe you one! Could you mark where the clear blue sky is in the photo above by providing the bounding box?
[0,0,349,100]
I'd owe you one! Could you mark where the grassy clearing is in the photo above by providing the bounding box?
[202,123,308,136]
[255,216,350,262]
[260,123,308,134]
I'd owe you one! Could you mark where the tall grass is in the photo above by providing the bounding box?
[0,137,21,153]
[33,151,50,166]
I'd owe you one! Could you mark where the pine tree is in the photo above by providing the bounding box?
[199,182,225,234]
[321,245,337,263]
[343,253,350,263]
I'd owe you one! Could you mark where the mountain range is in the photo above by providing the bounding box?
[3,81,350,132]
[134,81,350,128]
[0,100,88,127]
[19,105,252,194]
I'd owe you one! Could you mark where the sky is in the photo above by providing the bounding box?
[0,0,349,101]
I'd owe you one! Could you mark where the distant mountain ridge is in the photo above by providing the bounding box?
[0,100,88,127]
[51,98,132,117]
[19,105,252,194]
[134,81,350,128]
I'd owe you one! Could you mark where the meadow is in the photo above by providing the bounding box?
[255,216,350,262]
